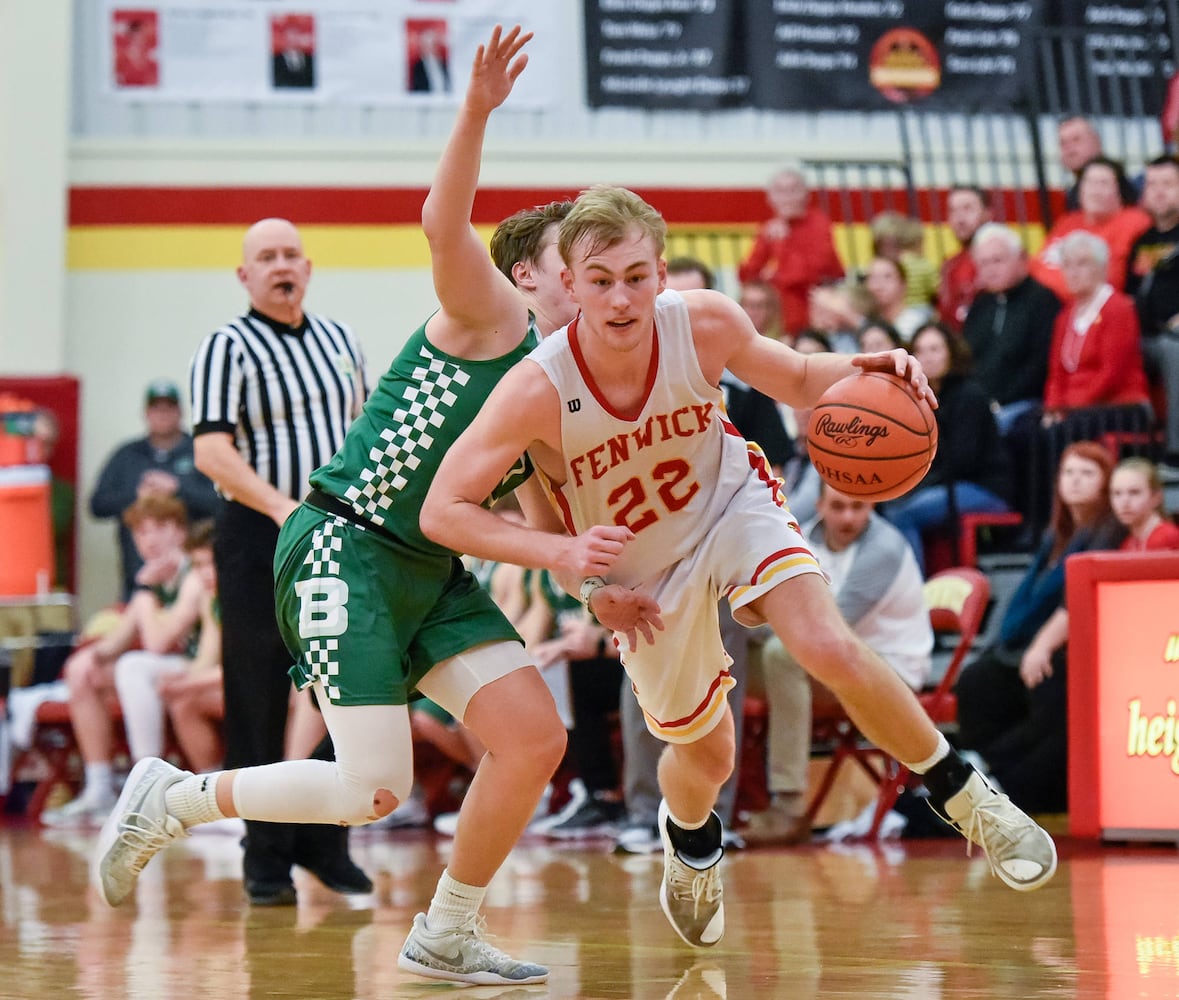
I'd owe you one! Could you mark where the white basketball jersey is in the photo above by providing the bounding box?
[527,290,781,589]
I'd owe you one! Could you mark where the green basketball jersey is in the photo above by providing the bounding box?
[309,318,537,555]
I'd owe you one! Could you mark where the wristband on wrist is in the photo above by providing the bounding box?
[579,576,607,623]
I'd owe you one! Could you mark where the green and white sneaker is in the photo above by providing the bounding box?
[397,912,548,985]
[92,757,189,907]
[657,800,725,948]
[936,769,1058,891]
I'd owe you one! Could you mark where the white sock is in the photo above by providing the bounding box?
[905,732,951,775]
[84,762,114,801]
[164,773,227,828]
[667,807,706,831]
[425,869,487,932]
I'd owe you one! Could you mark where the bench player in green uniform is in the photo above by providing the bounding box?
[92,25,657,987]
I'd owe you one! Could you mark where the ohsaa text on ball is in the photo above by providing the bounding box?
[812,459,884,486]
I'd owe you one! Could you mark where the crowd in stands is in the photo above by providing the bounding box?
[14,115,1179,851]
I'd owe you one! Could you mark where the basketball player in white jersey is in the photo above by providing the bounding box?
[422,185,1058,950]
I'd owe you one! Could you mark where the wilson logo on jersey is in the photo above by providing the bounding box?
[567,398,581,413]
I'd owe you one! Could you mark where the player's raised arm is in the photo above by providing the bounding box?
[421,24,532,349]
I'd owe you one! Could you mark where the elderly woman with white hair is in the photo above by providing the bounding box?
[1041,230,1151,424]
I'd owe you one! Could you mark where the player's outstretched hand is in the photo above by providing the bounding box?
[467,24,533,114]
[853,347,938,409]
[558,524,634,578]
[591,585,665,651]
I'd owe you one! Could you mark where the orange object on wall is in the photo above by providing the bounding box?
[0,377,80,592]
[1068,551,1179,840]
[0,395,40,467]
[0,465,53,595]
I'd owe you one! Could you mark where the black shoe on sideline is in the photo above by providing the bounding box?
[297,852,373,894]
[246,879,298,906]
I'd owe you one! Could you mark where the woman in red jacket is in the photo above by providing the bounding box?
[1042,230,1150,422]
[738,165,844,336]
[1030,156,1149,301]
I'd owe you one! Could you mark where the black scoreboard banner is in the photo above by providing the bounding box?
[584,0,1174,113]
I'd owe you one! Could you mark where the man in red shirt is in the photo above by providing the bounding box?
[738,166,844,336]
[938,186,992,332]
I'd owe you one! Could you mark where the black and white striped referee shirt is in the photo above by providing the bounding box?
[189,308,368,501]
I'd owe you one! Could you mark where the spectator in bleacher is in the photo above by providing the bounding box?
[1110,457,1179,551]
[1125,154,1179,470]
[738,279,786,342]
[1014,232,1151,531]
[962,223,1061,434]
[666,255,715,296]
[870,211,939,307]
[114,518,223,774]
[938,186,992,332]
[805,281,864,354]
[862,256,931,343]
[41,495,190,826]
[742,482,932,846]
[793,330,832,355]
[857,318,905,354]
[1031,156,1150,302]
[738,164,844,336]
[954,441,1124,813]
[881,322,1014,574]
[1057,116,1105,212]
[89,379,221,601]
[1002,456,1179,797]
[1041,231,1151,423]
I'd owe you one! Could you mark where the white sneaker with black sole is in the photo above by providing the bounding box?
[936,769,1058,891]
[657,800,725,948]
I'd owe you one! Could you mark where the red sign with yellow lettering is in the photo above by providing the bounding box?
[1068,552,1179,839]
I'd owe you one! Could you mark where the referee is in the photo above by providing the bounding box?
[190,217,371,906]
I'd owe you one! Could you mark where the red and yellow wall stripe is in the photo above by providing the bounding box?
[66,185,1051,270]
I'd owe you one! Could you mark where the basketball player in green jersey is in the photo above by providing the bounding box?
[94,25,657,987]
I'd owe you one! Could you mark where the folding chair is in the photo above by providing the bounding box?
[803,566,991,838]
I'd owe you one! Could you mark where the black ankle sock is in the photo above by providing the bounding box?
[922,751,977,810]
[666,811,723,860]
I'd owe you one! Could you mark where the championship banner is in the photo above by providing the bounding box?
[585,0,1174,113]
[102,0,559,106]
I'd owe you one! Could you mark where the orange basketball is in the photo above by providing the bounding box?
[806,372,938,501]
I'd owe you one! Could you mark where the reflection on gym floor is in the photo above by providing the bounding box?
[2,821,1178,999]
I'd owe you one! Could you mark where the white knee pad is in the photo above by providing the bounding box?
[232,695,418,826]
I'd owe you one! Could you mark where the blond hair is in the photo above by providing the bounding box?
[1114,457,1165,503]
[558,185,668,266]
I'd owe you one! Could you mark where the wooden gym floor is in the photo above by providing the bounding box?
[2,819,1178,999]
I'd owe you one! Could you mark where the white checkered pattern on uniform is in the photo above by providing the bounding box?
[305,638,342,701]
[343,347,470,527]
[303,518,344,576]
[301,519,346,700]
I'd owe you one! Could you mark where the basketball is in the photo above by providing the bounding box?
[806,372,938,501]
